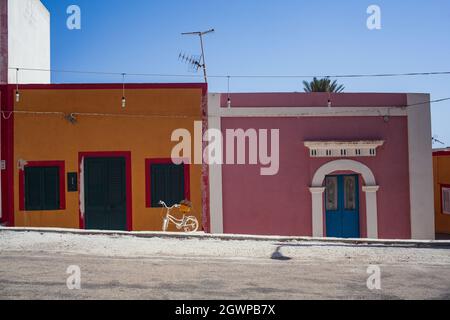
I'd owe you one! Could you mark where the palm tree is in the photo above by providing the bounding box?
[303,77,345,93]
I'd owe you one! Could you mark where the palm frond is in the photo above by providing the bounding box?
[302,77,345,93]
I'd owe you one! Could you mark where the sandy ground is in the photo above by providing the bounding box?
[0,230,450,299]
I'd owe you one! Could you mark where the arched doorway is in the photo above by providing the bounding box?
[309,160,380,239]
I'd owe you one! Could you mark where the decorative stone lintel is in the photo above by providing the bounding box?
[304,140,385,158]
[362,185,380,193]
[309,187,326,194]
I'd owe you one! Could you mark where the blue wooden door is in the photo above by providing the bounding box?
[325,175,360,238]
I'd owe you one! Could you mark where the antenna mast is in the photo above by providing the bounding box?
[181,29,214,83]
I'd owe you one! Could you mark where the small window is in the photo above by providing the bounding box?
[19,161,65,211]
[146,159,190,208]
[344,176,357,210]
[24,167,60,211]
[442,187,450,215]
[325,176,338,211]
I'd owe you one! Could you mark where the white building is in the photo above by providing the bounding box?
[1,0,50,223]
[0,0,50,84]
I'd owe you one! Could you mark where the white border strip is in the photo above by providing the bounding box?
[211,106,407,118]
[407,94,435,240]
[207,93,224,233]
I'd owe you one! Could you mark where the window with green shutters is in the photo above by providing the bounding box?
[24,166,61,211]
[145,159,190,208]
[150,163,185,207]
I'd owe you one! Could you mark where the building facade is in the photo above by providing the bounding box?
[0,87,437,239]
[0,83,206,231]
[433,148,450,235]
[206,92,435,240]
[0,0,437,239]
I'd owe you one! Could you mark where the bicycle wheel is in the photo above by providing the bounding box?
[183,216,199,233]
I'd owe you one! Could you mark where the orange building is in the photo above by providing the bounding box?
[0,83,207,231]
[433,148,450,235]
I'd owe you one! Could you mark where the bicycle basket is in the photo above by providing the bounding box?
[179,200,192,213]
[179,204,191,213]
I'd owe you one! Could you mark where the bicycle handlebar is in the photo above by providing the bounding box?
[158,200,180,210]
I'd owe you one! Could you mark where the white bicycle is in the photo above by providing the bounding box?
[158,200,199,233]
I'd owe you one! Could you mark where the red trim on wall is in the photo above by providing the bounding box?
[18,161,66,211]
[15,83,208,96]
[0,85,14,226]
[145,158,191,208]
[441,184,450,215]
[433,151,450,157]
[78,151,132,231]
[201,93,211,233]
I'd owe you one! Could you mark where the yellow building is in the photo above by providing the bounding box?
[433,148,450,235]
[0,83,206,231]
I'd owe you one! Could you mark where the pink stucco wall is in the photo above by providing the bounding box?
[220,116,411,239]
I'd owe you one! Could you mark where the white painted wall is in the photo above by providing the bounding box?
[207,93,224,233]
[407,94,435,239]
[8,0,50,84]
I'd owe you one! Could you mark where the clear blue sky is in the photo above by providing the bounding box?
[41,0,450,146]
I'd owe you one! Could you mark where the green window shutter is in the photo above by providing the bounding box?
[85,159,107,207]
[150,164,185,207]
[108,158,126,207]
[43,167,60,210]
[25,167,43,211]
[24,166,61,211]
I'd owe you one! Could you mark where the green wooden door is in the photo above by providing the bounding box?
[84,157,127,231]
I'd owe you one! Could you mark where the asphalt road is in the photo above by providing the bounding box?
[1,250,450,299]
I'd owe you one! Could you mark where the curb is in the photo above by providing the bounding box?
[2,226,450,248]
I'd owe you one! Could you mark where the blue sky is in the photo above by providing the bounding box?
[41,0,450,146]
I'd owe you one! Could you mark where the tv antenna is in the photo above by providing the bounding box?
[178,53,202,73]
[181,29,214,83]
[432,135,445,145]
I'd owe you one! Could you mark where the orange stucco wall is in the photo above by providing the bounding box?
[13,86,203,231]
[433,153,450,234]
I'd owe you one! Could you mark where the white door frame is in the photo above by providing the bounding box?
[309,159,379,239]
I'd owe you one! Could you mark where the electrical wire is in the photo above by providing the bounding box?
[2,97,449,120]
[406,97,450,107]
[1,110,197,120]
[8,67,450,79]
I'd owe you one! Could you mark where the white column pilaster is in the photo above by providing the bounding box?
[208,93,224,234]
[310,187,326,237]
[362,186,379,239]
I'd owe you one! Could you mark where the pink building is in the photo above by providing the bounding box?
[204,92,435,240]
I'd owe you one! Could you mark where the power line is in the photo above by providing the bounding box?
[2,97,449,120]
[0,110,197,120]
[407,97,450,107]
[222,71,450,79]
[8,67,450,79]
